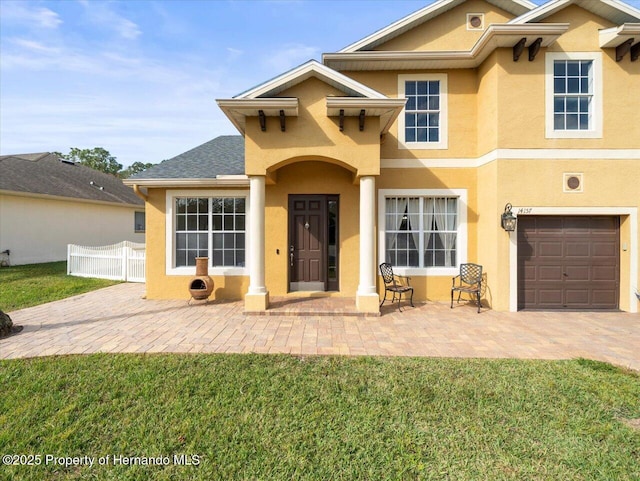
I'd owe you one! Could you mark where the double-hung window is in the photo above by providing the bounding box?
[379,190,466,275]
[169,191,247,274]
[398,74,448,149]
[546,52,602,139]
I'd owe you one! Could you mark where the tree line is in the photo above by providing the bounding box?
[53,147,155,179]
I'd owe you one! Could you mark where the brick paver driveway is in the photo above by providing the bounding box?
[2,283,639,370]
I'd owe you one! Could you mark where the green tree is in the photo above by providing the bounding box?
[119,161,154,179]
[58,147,122,176]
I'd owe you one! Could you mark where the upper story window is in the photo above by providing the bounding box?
[398,74,448,150]
[546,52,602,139]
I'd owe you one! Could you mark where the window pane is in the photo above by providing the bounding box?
[187,199,198,213]
[428,129,439,142]
[417,81,428,95]
[567,78,579,93]
[212,233,223,249]
[554,114,565,130]
[236,215,245,231]
[213,250,223,266]
[176,198,187,214]
[236,233,245,249]
[417,96,428,110]
[567,61,580,76]
[236,250,245,267]
[554,97,565,113]
[428,96,439,110]
[235,198,245,214]
[212,198,223,214]
[224,215,234,230]
[579,114,589,130]
[428,81,439,95]
[405,81,416,95]
[566,114,579,130]
[580,61,592,76]
[224,233,234,248]
[187,216,197,230]
[566,97,578,113]
[405,112,415,127]
[417,128,428,142]
[417,113,427,126]
[554,78,565,94]
[406,97,416,110]
[176,216,185,231]
[406,128,416,142]
[212,215,222,231]
[198,215,208,230]
[224,251,234,266]
[554,61,565,76]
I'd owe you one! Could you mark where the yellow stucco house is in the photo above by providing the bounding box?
[126,0,640,314]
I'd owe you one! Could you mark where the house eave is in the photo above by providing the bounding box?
[324,23,570,71]
[326,97,407,134]
[216,98,299,135]
[339,0,537,53]
[599,23,640,47]
[123,178,250,188]
[0,189,143,209]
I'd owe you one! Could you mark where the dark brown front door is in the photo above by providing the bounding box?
[289,195,339,291]
[517,216,619,310]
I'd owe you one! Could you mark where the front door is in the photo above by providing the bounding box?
[289,195,339,291]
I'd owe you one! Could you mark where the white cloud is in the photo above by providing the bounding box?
[80,2,142,40]
[1,3,62,29]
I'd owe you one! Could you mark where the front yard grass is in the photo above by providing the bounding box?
[0,262,119,312]
[1,354,638,480]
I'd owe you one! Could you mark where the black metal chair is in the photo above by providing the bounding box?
[379,263,414,312]
[451,263,483,313]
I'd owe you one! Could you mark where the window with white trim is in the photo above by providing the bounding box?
[398,74,448,149]
[174,196,245,268]
[545,52,602,139]
[553,60,593,131]
[384,195,459,268]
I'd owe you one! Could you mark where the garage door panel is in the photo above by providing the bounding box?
[539,265,563,281]
[592,265,617,282]
[563,217,592,232]
[592,290,618,307]
[538,289,563,306]
[592,242,617,257]
[538,241,563,257]
[536,217,564,232]
[564,242,590,257]
[517,216,619,310]
[565,265,590,281]
[565,289,590,306]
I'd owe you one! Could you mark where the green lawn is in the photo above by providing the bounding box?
[1,354,638,480]
[0,262,120,312]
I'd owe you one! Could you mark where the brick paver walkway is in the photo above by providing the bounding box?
[1,283,639,370]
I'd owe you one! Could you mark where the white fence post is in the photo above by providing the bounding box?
[66,241,145,282]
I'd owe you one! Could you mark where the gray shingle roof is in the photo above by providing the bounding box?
[130,135,245,180]
[0,152,143,206]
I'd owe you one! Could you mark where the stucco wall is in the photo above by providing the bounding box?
[0,193,144,266]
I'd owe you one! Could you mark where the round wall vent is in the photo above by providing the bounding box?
[467,14,484,30]
[567,176,580,190]
[563,173,584,193]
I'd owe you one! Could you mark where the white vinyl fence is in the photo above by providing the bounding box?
[67,241,145,282]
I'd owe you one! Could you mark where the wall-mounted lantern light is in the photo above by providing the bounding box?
[501,203,517,232]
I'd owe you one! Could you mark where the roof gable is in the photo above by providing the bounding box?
[234,60,388,99]
[0,153,143,206]
[510,0,640,24]
[339,0,536,53]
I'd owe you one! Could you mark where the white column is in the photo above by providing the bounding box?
[248,175,266,295]
[356,175,379,312]
[245,175,269,311]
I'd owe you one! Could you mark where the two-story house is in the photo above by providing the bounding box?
[126,0,640,313]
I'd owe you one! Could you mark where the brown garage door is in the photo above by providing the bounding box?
[517,216,619,310]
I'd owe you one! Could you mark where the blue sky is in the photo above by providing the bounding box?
[1,0,639,167]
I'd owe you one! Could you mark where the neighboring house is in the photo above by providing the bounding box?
[126,0,639,313]
[0,153,145,266]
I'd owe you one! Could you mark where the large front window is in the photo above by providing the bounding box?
[175,197,245,268]
[384,196,458,268]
